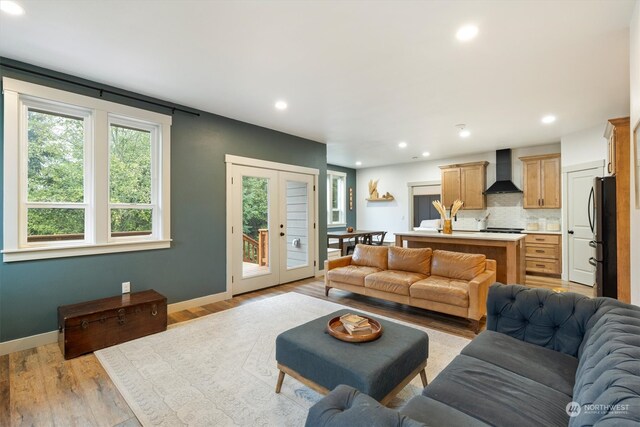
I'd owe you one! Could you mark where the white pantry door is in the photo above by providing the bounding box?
[567,167,599,285]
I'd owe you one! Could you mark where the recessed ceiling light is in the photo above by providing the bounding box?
[459,129,471,138]
[355,161,362,166]
[456,24,478,42]
[274,100,287,110]
[422,151,430,157]
[541,115,556,124]
[0,0,25,15]
[398,141,407,148]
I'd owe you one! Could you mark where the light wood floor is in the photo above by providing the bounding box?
[0,275,592,426]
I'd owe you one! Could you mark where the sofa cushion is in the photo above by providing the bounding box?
[410,276,469,307]
[351,244,388,270]
[431,250,486,281]
[388,246,433,276]
[423,354,570,427]
[399,395,489,427]
[571,301,640,426]
[365,271,427,296]
[327,265,382,287]
[461,330,578,396]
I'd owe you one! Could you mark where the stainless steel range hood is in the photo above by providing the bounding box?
[484,149,523,194]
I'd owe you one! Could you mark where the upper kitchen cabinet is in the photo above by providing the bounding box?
[520,154,561,209]
[439,161,488,210]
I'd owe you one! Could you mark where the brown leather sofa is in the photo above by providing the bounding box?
[324,244,497,332]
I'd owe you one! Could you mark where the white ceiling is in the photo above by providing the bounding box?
[0,0,634,168]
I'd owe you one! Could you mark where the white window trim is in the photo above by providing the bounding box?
[2,77,172,262]
[327,170,347,227]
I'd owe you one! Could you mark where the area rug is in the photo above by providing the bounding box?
[96,292,470,427]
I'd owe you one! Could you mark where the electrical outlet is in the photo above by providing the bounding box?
[122,281,131,294]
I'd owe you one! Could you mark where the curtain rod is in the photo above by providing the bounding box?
[1,63,200,117]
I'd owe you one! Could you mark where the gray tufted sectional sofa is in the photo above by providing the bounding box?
[305,283,640,427]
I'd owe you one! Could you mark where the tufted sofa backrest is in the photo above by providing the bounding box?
[486,283,601,357]
[570,301,640,426]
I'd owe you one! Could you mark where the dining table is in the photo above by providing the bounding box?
[327,230,386,256]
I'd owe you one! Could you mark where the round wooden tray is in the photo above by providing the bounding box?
[327,315,383,343]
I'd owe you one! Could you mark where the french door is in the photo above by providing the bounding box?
[230,165,315,295]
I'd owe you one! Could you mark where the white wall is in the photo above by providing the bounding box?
[560,124,608,168]
[630,0,640,305]
[356,143,560,241]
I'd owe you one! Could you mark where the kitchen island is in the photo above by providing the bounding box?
[395,231,526,284]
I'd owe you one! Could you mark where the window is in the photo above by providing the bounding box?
[3,78,171,261]
[327,170,346,226]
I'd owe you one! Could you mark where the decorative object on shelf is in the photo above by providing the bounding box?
[349,187,354,210]
[347,226,354,233]
[432,199,464,234]
[366,179,395,201]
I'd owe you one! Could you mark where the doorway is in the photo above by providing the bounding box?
[228,161,316,295]
[566,164,602,285]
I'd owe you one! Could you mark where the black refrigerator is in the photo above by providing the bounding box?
[589,176,617,298]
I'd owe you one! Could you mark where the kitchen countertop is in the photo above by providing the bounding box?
[396,230,526,241]
[523,230,562,235]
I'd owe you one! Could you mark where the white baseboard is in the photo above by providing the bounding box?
[0,291,232,356]
[168,290,231,313]
[0,330,58,356]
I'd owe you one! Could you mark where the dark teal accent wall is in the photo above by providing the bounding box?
[0,58,327,342]
[327,164,357,230]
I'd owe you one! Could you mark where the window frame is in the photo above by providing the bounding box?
[20,97,93,248]
[3,77,172,262]
[107,115,159,243]
[327,170,347,227]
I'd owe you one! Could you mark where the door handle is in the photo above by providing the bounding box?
[588,257,601,267]
[568,230,574,234]
[589,240,597,248]
[280,232,285,236]
[587,187,596,233]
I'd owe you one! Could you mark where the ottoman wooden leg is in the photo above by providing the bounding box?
[276,370,285,393]
[419,369,428,387]
[325,286,331,296]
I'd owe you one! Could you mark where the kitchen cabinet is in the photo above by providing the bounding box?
[603,117,631,303]
[520,154,561,209]
[439,161,488,210]
[525,233,561,276]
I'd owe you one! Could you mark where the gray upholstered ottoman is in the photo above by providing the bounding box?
[275,309,429,405]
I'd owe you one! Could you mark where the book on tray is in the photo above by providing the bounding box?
[339,313,372,335]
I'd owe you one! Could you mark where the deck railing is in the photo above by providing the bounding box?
[243,229,269,266]
[243,234,259,263]
[27,231,152,242]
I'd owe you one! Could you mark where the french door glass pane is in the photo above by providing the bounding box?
[110,124,151,204]
[27,208,84,242]
[242,176,270,278]
[27,110,84,203]
[111,208,152,237]
[286,180,308,269]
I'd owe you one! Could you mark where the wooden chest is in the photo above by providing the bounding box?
[58,290,167,360]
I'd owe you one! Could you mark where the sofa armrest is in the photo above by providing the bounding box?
[467,263,496,321]
[486,283,600,356]
[324,256,353,272]
[305,385,427,427]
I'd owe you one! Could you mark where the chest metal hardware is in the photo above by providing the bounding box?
[118,308,126,324]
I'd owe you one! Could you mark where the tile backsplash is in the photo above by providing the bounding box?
[453,193,561,230]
